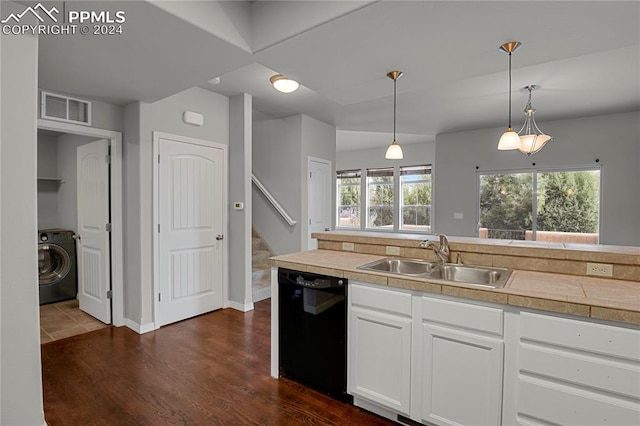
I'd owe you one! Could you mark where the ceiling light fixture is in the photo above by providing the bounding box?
[269,74,299,93]
[385,70,404,160]
[497,41,522,150]
[517,85,553,155]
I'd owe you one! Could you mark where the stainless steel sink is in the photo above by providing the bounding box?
[359,258,438,275]
[427,264,511,288]
[357,258,512,288]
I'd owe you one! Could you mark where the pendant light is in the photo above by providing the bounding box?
[385,70,404,159]
[518,85,553,155]
[497,41,522,150]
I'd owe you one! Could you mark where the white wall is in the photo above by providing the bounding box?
[434,111,640,246]
[228,94,252,307]
[252,115,303,255]
[0,28,46,425]
[124,87,230,327]
[37,132,59,229]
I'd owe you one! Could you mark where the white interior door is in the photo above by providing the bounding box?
[157,135,224,327]
[77,139,111,324]
[308,157,332,250]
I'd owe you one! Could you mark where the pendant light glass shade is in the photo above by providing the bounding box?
[498,129,521,150]
[385,70,404,159]
[517,85,552,155]
[498,41,522,150]
[385,140,403,159]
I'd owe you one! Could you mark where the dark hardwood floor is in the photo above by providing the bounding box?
[41,300,396,425]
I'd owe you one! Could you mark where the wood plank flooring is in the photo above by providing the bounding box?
[41,300,396,425]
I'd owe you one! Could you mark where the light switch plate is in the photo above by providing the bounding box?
[342,242,355,251]
[386,246,401,255]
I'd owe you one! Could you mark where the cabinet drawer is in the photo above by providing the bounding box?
[518,378,640,426]
[520,344,640,399]
[520,312,640,361]
[421,296,503,335]
[350,283,412,316]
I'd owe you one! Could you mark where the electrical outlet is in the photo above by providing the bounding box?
[586,262,613,277]
[386,246,401,255]
[342,242,355,251]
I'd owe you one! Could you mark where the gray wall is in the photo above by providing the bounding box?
[37,132,59,229]
[252,115,303,255]
[228,94,252,307]
[124,87,230,327]
[336,141,436,171]
[435,111,640,246]
[0,28,46,425]
[300,115,337,245]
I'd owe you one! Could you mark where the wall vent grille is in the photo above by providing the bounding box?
[41,91,92,126]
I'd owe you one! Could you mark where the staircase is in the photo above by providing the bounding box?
[252,228,274,303]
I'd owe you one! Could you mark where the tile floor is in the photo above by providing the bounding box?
[40,299,109,344]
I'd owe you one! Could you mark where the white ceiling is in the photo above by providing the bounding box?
[37,1,640,151]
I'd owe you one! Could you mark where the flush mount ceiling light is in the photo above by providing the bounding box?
[517,85,553,155]
[385,70,404,160]
[497,41,522,150]
[269,74,299,93]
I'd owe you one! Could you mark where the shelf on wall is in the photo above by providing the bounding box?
[37,177,65,184]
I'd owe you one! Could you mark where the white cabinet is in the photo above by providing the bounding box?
[505,312,640,426]
[418,297,504,426]
[348,283,412,415]
[505,311,640,426]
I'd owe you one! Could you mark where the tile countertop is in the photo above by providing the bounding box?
[270,249,640,326]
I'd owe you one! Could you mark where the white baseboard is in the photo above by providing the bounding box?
[124,318,157,334]
[226,300,254,312]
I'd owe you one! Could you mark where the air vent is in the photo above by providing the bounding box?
[41,91,91,126]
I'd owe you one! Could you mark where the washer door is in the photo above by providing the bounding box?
[38,243,71,285]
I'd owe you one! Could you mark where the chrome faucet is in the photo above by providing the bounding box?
[419,234,450,263]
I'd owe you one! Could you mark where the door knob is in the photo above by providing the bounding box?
[216,235,224,240]
[72,234,81,241]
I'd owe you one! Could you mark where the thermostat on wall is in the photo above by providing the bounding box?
[233,202,244,210]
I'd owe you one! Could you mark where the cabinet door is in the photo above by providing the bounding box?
[420,323,504,426]
[349,306,412,415]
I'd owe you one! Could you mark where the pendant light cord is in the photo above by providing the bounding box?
[507,51,512,129]
[393,77,397,140]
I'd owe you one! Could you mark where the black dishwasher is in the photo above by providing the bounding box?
[278,268,350,401]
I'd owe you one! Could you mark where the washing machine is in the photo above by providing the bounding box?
[38,229,78,305]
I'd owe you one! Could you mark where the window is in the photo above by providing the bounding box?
[400,165,432,232]
[336,169,361,227]
[337,165,433,233]
[479,168,600,244]
[367,168,394,229]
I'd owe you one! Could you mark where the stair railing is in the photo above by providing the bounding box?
[251,173,296,226]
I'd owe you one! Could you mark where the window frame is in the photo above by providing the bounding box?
[335,169,362,229]
[399,165,432,232]
[475,165,602,242]
[335,164,433,234]
[365,167,396,231]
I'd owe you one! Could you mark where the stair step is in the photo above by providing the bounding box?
[252,249,272,265]
[252,267,270,282]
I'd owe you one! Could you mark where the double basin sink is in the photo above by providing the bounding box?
[357,258,512,288]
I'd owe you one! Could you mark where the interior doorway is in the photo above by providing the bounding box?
[37,119,124,331]
[307,156,332,250]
